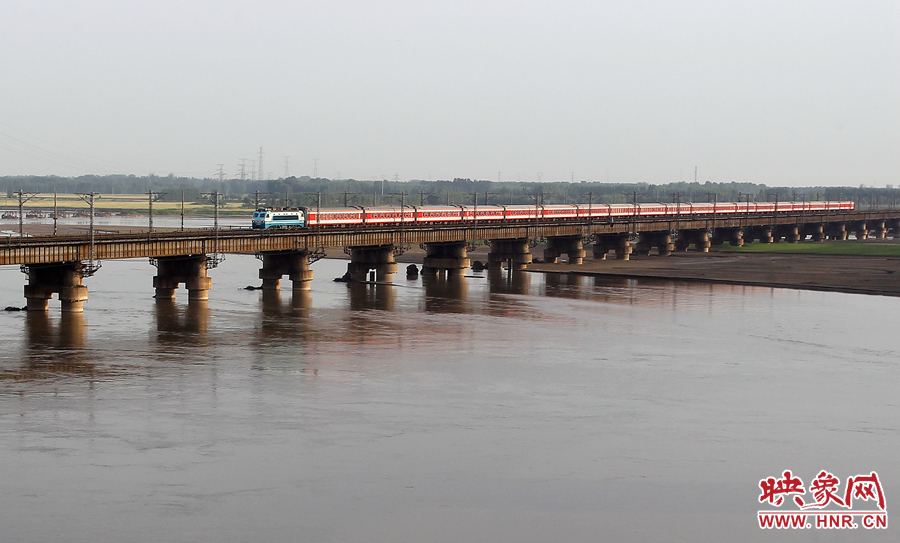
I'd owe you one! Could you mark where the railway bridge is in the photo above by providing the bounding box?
[2,209,899,311]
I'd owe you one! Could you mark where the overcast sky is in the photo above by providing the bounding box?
[1,1,897,186]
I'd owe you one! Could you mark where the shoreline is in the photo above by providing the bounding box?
[525,252,900,297]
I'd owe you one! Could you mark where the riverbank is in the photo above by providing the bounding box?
[527,251,900,297]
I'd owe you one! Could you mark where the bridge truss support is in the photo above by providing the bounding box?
[675,229,711,252]
[258,251,314,291]
[23,261,89,312]
[153,255,212,302]
[421,241,470,278]
[347,245,398,283]
[543,236,585,265]
[487,238,532,270]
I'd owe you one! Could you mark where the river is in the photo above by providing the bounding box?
[0,250,897,542]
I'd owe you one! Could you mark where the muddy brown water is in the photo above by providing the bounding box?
[0,247,897,541]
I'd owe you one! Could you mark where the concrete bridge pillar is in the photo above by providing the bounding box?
[742,227,756,243]
[347,245,399,283]
[635,233,653,256]
[869,220,886,239]
[804,223,825,242]
[488,238,532,270]
[780,225,801,243]
[675,230,711,252]
[851,222,869,241]
[258,251,314,291]
[825,222,847,240]
[592,234,631,260]
[614,234,633,260]
[711,228,742,246]
[422,242,471,277]
[23,261,90,312]
[637,232,673,256]
[890,220,900,239]
[153,255,212,302]
[656,233,674,256]
[543,236,585,264]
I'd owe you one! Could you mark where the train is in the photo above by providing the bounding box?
[251,201,855,229]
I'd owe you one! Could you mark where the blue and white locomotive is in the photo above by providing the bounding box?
[251,208,308,229]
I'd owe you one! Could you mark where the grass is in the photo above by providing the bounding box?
[713,241,900,257]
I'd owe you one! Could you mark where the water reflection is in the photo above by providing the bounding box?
[422,275,467,313]
[154,299,209,344]
[260,289,312,318]
[2,311,94,380]
[487,269,531,295]
[347,283,395,312]
[543,273,586,299]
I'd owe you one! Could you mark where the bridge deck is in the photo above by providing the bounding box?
[1,210,898,266]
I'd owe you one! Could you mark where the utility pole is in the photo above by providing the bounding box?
[253,190,271,209]
[75,192,101,269]
[13,190,38,236]
[302,192,322,228]
[202,191,221,231]
[237,159,248,180]
[181,191,185,231]
[217,164,226,182]
[147,190,166,233]
[53,191,58,236]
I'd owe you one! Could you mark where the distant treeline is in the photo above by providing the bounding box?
[1,175,898,209]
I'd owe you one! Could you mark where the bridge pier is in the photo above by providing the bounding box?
[777,224,801,243]
[421,242,470,277]
[890,220,900,239]
[825,222,848,240]
[488,238,532,270]
[347,245,398,282]
[804,223,825,242]
[711,228,743,247]
[543,236,585,264]
[744,226,774,243]
[869,220,886,239]
[850,222,868,241]
[636,232,673,256]
[675,229,711,252]
[153,255,212,302]
[258,251,314,291]
[23,261,89,312]
[591,234,632,260]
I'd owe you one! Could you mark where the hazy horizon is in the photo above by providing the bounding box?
[2,1,897,186]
